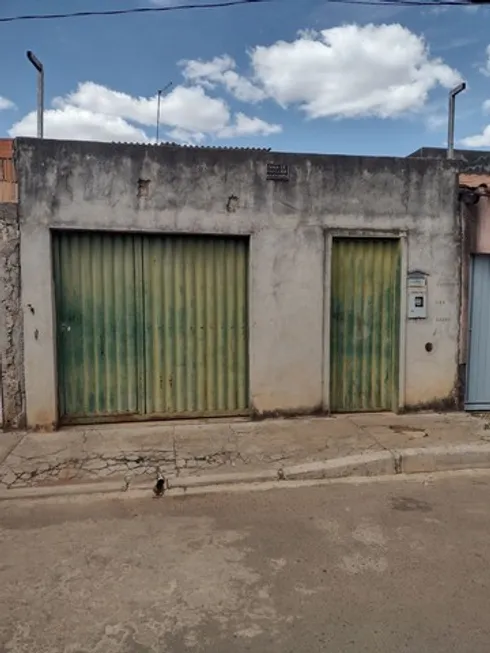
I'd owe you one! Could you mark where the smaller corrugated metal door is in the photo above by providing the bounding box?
[330,238,401,412]
[466,255,490,410]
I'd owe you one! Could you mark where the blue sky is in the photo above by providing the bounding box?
[0,0,489,156]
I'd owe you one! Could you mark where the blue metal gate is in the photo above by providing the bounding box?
[466,255,490,410]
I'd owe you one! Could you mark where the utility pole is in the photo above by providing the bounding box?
[26,51,44,139]
[447,82,466,160]
[156,82,172,144]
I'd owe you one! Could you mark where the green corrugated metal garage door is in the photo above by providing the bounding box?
[330,238,401,412]
[53,231,249,424]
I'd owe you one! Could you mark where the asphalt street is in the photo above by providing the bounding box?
[1,471,490,652]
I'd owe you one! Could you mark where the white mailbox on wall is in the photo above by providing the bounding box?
[407,272,428,319]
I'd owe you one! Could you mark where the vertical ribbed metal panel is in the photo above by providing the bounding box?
[466,256,490,410]
[330,238,401,412]
[53,231,140,421]
[142,235,249,417]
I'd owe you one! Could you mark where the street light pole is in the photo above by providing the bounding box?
[156,82,172,144]
[156,90,162,144]
[26,51,44,139]
[447,81,466,160]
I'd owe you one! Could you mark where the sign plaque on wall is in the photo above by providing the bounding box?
[407,271,428,319]
[266,163,290,181]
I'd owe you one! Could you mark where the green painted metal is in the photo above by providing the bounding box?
[53,231,249,423]
[53,231,141,421]
[330,238,401,412]
[141,235,249,418]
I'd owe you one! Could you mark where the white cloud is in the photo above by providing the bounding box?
[168,111,281,141]
[8,81,280,143]
[0,96,15,110]
[181,55,234,87]
[57,82,231,134]
[460,127,490,148]
[9,105,149,142]
[57,83,155,124]
[167,127,206,144]
[181,55,266,103]
[160,86,231,133]
[250,23,461,119]
[219,112,282,137]
[180,24,460,120]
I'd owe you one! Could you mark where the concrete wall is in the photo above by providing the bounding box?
[15,138,460,429]
[0,203,24,428]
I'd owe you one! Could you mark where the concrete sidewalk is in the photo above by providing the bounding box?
[1,411,490,498]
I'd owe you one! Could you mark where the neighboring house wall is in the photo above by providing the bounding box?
[0,204,23,428]
[15,138,460,429]
[0,141,23,428]
[458,172,490,405]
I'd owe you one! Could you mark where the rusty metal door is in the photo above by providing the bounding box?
[53,231,249,424]
[330,238,401,412]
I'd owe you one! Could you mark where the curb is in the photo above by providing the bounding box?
[282,450,396,481]
[397,442,490,473]
[0,442,489,501]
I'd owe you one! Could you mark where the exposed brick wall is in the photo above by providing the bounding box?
[0,140,17,203]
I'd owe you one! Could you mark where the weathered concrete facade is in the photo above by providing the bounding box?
[408,148,490,406]
[15,138,460,429]
[0,203,24,428]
